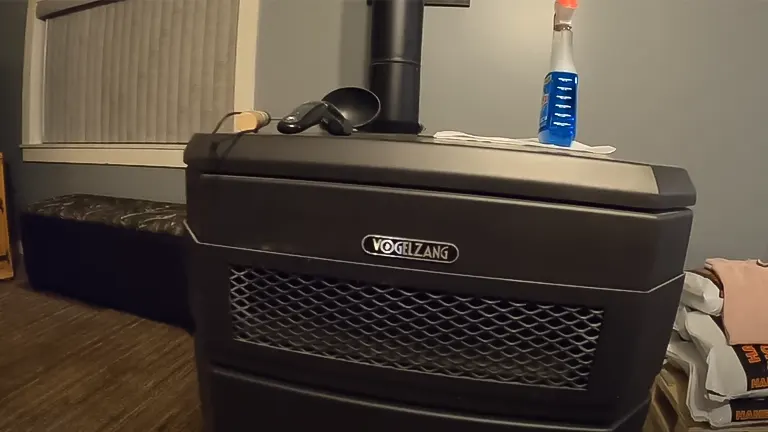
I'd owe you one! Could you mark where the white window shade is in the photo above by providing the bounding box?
[45,0,238,143]
[23,0,260,167]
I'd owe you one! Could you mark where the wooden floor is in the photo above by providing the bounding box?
[0,280,202,432]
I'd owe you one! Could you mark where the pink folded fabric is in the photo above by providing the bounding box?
[706,258,768,345]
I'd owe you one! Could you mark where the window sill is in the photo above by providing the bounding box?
[21,144,187,168]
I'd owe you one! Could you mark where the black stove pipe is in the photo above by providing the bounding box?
[364,0,425,134]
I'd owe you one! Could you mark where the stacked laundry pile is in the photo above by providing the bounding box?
[668,259,768,428]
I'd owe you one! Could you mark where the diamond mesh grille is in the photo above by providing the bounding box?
[229,266,604,389]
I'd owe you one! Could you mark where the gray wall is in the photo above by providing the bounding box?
[4,0,767,266]
[255,0,768,266]
[0,0,27,210]
[21,164,185,204]
[0,0,35,242]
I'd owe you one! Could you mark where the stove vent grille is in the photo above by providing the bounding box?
[229,265,603,390]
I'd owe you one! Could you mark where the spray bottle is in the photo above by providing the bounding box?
[538,0,579,147]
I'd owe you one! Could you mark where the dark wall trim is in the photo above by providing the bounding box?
[36,0,124,20]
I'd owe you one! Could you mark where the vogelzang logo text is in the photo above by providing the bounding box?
[361,235,459,264]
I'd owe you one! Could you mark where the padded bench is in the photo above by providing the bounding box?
[21,194,193,331]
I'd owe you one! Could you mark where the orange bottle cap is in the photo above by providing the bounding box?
[557,0,579,9]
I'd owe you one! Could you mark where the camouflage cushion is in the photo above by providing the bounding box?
[26,194,186,236]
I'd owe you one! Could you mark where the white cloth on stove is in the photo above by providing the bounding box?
[433,131,616,155]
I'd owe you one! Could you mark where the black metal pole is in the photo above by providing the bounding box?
[365,0,425,134]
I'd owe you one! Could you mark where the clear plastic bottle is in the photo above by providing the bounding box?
[538,0,579,147]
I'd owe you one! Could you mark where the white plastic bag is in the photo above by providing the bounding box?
[680,271,723,315]
[683,310,768,401]
[667,337,768,428]
[667,336,719,422]
[674,305,691,340]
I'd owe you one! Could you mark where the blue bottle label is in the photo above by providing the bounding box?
[539,71,578,147]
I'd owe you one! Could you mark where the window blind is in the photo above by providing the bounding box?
[43,0,239,143]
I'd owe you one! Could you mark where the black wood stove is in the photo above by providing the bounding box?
[185,1,694,430]
[184,132,695,431]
